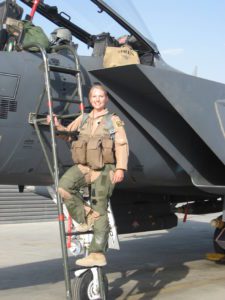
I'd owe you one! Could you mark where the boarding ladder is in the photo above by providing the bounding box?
[26,43,108,300]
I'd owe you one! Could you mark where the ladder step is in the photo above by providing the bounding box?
[70,266,94,272]
[49,65,79,76]
[66,230,94,236]
[52,98,81,104]
[28,112,81,125]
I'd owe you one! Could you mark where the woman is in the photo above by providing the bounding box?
[52,84,129,267]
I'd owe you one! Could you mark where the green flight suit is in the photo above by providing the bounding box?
[59,163,115,253]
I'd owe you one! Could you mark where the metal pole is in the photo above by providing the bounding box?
[97,268,106,300]
[41,47,72,300]
[223,196,225,222]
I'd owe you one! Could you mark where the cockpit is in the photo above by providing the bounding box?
[0,0,160,67]
[0,0,23,50]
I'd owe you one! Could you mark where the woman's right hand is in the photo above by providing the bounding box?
[46,114,60,127]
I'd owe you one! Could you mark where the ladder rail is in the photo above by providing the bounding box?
[24,42,91,300]
[24,43,73,300]
[41,45,73,300]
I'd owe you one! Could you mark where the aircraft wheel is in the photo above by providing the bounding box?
[72,269,108,300]
[213,227,225,254]
[213,216,225,254]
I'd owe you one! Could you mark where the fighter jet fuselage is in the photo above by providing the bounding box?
[1,0,225,234]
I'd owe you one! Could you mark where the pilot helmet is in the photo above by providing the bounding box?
[50,27,72,45]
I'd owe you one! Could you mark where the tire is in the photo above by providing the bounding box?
[213,215,225,254]
[72,269,108,300]
[213,227,225,254]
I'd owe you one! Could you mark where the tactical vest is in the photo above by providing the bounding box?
[71,113,116,170]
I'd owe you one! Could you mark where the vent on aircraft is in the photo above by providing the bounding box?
[0,99,9,119]
[0,73,20,119]
[9,100,17,112]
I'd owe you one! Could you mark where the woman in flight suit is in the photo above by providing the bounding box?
[52,84,129,267]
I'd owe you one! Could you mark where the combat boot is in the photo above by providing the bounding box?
[76,223,90,232]
[76,212,95,232]
[76,252,107,267]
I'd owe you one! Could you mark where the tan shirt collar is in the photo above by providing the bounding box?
[89,108,109,119]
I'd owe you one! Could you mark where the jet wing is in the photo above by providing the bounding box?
[90,64,225,193]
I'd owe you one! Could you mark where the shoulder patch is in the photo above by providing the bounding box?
[115,120,124,127]
[111,115,125,128]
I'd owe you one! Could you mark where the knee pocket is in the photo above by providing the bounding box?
[91,198,108,215]
[94,214,109,231]
[58,187,72,200]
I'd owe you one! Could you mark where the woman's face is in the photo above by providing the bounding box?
[89,87,108,112]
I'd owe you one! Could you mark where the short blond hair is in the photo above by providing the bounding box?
[88,84,108,98]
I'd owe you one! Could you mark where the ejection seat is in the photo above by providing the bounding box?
[0,0,23,50]
[92,32,117,57]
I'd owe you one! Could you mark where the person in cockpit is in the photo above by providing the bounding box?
[50,27,73,46]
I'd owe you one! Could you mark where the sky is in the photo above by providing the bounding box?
[136,0,225,84]
[19,0,225,84]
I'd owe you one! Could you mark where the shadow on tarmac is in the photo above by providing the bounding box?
[106,218,214,299]
[108,265,189,300]
[0,258,68,290]
[0,218,215,299]
[0,250,189,299]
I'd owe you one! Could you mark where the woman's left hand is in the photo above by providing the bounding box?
[112,169,124,184]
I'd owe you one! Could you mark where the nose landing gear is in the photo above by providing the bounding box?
[206,215,225,262]
[212,216,225,254]
[73,267,108,300]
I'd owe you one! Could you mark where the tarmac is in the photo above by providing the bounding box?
[0,213,225,300]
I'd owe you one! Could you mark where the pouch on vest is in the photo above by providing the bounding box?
[71,139,87,165]
[86,137,104,170]
[102,138,115,164]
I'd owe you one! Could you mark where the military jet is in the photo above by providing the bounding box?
[0,0,225,298]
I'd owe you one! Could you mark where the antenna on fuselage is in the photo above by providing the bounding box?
[192,65,198,77]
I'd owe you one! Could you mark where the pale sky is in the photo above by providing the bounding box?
[137,0,225,84]
[19,0,225,84]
